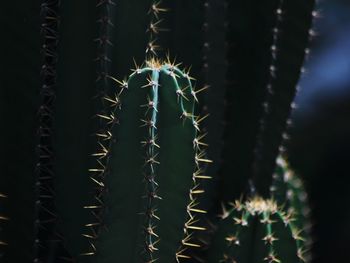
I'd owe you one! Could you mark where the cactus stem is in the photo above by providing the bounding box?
[145,0,166,58]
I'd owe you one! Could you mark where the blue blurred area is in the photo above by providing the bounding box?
[296,0,350,114]
[289,1,350,262]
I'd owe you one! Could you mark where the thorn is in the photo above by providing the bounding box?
[218,202,230,219]
[142,76,160,88]
[191,85,209,102]
[91,142,109,159]
[193,169,212,180]
[176,248,191,262]
[226,235,240,246]
[103,95,120,107]
[183,66,196,81]
[262,234,278,244]
[185,218,206,231]
[145,224,159,238]
[107,75,128,89]
[148,1,168,19]
[131,58,143,74]
[195,151,213,165]
[193,114,209,131]
[176,86,189,101]
[188,200,207,214]
[141,136,160,148]
[264,253,281,263]
[140,119,157,129]
[96,131,113,140]
[90,177,105,187]
[193,133,208,149]
[180,111,193,122]
[292,229,305,241]
[147,19,164,34]
[233,215,248,226]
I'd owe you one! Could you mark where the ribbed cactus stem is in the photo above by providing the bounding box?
[252,0,286,198]
[81,1,118,258]
[146,0,166,58]
[142,68,161,262]
[83,58,210,262]
[95,0,115,95]
[252,0,317,197]
[82,82,124,257]
[34,0,60,261]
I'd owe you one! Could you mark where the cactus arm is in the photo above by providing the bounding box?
[252,0,317,197]
[53,0,98,258]
[217,0,278,204]
[0,1,41,261]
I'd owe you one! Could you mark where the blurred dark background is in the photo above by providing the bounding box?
[288,0,350,262]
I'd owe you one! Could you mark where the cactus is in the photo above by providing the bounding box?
[0,0,318,262]
[217,0,317,203]
[82,58,210,262]
[207,157,311,263]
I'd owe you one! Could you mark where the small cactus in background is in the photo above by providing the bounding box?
[207,157,311,263]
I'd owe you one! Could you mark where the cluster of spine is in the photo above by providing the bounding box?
[252,0,317,196]
[0,193,8,254]
[217,197,308,263]
[270,157,311,239]
[34,0,60,261]
[82,0,122,257]
[145,0,167,58]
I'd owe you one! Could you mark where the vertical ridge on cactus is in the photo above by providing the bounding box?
[252,0,317,197]
[145,0,167,58]
[81,0,117,259]
[34,0,61,261]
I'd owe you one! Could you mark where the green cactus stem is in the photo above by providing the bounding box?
[271,157,311,238]
[83,58,210,263]
[208,197,308,263]
[208,157,311,263]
